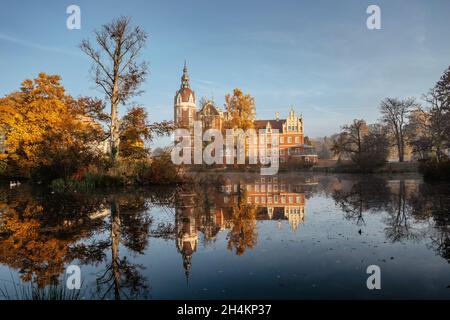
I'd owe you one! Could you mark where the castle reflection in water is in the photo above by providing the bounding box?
[174,175,318,276]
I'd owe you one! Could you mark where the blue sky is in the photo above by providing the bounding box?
[1,0,450,145]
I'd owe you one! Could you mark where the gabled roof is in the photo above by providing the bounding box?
[254,119,285,131]
[199,102,222,116]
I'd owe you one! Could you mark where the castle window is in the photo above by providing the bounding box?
[280,137,284,144]
[295,136,299,143]
[288,137,292,143]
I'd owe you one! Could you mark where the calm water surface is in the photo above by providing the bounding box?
[0,173,449,299]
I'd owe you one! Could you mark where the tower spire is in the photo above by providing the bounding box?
[181,61,190,88]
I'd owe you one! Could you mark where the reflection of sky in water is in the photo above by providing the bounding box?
[0,174,449,300]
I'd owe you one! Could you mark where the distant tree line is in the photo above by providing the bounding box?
[313,65,450,178]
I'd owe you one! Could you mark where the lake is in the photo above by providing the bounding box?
[0,173,449,300]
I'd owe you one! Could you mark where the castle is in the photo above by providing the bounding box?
[174,63,318,165]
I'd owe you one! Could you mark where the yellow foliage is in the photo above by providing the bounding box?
[0,73,103,177]
[224,88,256,131]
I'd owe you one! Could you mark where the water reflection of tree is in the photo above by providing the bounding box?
[409,183,450,262]
[0,187,106,287]
[226,182,258,256]
[331,176,450,256]
[0,187,155,299]
[75,193,152,300]
[332,177,391,226]
[383,180,420,242]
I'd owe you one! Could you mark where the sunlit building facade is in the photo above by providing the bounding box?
[173,63,318,165]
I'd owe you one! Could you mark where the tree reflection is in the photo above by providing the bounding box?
[332,177,391,226]
[330,176,450,251]
[80,194,152,300]
[0,187,153,299]
[226,182,258,256]
[409,183,450,262]
[383,180,420,242]
[0,186,105,287]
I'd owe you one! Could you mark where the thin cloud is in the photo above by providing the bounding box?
[0,33,80,57]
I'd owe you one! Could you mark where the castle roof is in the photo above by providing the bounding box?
[199,102,222,115]
[176,87,195,103]
[254,119,285,131]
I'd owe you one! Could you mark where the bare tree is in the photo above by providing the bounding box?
[422,87,450,160]
[436,65,450,111]
[80,16,148,161]
[335,119,369,157]
[332,119,388,171]
[380,97,418,162]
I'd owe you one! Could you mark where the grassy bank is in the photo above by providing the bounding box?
[312,160,419,174]
[44,154,187,193]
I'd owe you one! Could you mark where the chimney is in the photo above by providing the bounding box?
[275,112,280,121]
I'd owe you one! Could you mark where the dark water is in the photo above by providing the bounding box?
[0,173,449,300]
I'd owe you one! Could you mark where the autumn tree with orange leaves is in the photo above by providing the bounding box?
[119,106,173,159]
[227,183,258,256]
[224,88,256,131]
[0,73,105,179]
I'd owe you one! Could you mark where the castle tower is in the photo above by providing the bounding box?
[174,62,197,128]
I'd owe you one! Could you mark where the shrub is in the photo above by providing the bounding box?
[142,152,184,185]
[419,158,450,181]
[285,157,315,170]
[50,150,185,191]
